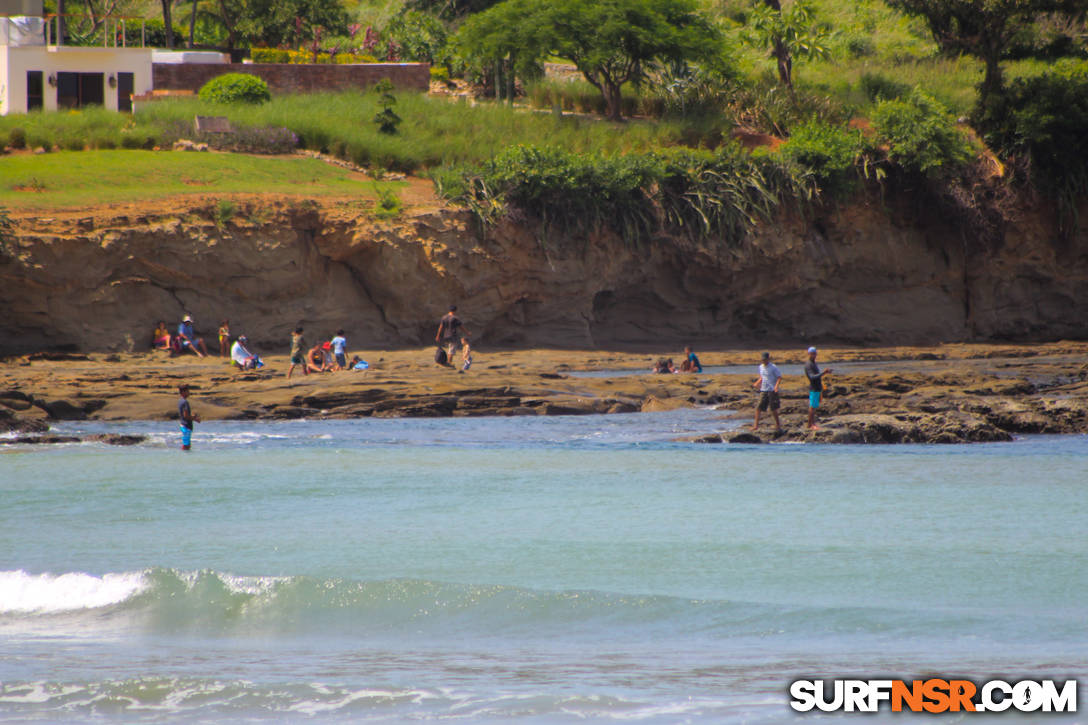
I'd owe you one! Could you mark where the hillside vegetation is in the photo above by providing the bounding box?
[15,0,1088,240]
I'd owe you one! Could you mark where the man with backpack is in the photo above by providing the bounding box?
[435,305,469,366]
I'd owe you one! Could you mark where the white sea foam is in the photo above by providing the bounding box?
[0,570,147,614]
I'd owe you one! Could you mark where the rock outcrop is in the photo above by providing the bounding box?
[1,190,1086,356]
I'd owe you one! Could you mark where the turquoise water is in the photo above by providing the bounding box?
[2,412,1086,722]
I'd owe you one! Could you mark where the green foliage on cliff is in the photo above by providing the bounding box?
[977,60,1088,229]
[777,120,870,197]
[871,89,973,177]
[446,143,816,245]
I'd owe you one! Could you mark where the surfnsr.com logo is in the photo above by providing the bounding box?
[789,679,1077,713]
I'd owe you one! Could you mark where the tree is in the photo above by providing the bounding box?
[746,0,830,90]
[455,0,552,102]
[159,0,174,48]
[405,0,505,21]
[457,0,722,121]
[237,0,349,48]
[885,0,1087,107]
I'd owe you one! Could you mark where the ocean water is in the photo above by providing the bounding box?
[1,411,1086,723]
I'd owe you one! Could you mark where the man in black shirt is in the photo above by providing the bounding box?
[435,305,469,363]
[804,347,832,430]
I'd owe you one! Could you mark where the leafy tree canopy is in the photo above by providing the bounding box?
[405,0,505,21]
[885,0,1088,105]
[745,0,831,89]
[236,0,350,49]
[457,0,723,120]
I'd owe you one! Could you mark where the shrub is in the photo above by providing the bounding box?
[779,120,867,198]
[250,48,290,63]
[120,129,155,149]
[386,9,449,65]
[198,73,271,105]
[859,72,910,103]
[844,33,876,58]
[373,186,403,219]
[25,129,53,151]
[872,89,973,177]
[372,79,401,135]
[214,198,236,226]
[8,127,27,149]
[977,60,1088,227]
[430,66,451,84]
[90,130,118,149]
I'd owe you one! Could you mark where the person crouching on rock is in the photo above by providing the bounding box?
[752,351,782,433]
[307,343,331,373]
[231,335,261,370]
[177,384,200,451]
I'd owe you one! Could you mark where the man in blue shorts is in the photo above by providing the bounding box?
[178,384,200,451]
[177,315,208,358]
[804,346,833,430]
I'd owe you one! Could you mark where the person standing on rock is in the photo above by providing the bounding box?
[177,384,200,451]
[330,329,348,371]
[287,326,308,379]
[752,351,782,433]
[804,346,833,430]
[436,305,469,362]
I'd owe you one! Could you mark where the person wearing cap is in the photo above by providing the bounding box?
[436,305,469,363]
[176,314,208,358]
[177,384,200,451]
[804,346,833,430]
[230,335,259,370]
[752,351,783,432]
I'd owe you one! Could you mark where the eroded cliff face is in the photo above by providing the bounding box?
[1,193,1085,354]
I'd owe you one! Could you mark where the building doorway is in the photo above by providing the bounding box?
[27,71,44,111]
[117,72,134,112]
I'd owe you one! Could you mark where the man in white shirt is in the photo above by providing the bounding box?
[752,351,783,432]
[230,335,259,370]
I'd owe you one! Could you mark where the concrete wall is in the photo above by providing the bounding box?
[152,61,430,95]
[1,45,152,114]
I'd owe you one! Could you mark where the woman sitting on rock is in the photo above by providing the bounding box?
[152,321,171,351]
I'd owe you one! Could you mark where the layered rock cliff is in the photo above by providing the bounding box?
[1,190,1086,355]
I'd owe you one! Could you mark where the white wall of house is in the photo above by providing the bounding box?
[1,45,152,114]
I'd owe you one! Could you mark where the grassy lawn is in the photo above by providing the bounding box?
[0,150,401,210]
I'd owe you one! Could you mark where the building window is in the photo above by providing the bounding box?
[57,72,105,109]
[27,71,44,111]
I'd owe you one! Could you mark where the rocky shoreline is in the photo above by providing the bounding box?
[2,342,1086,446]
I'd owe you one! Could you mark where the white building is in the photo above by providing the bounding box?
[1,0,152,115]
